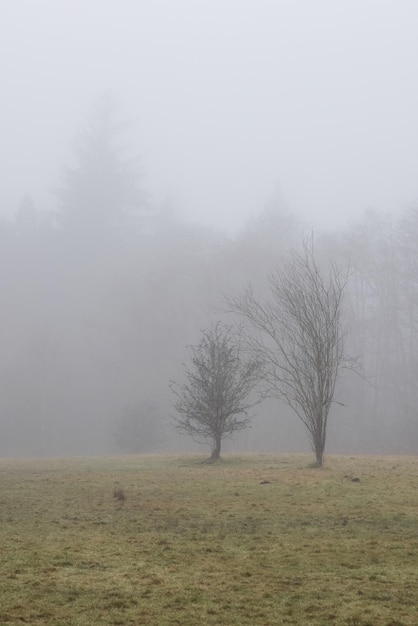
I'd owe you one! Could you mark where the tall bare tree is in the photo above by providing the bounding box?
[170,322,262,461]
[226,241,349,466]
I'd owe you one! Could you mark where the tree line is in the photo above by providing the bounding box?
[1,95,418,459]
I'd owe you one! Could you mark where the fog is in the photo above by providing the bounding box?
[1,1,418,457]
[3,1,418,232]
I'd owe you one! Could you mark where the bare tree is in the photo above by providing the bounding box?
[226,241,349,467]
[170,322,262,461]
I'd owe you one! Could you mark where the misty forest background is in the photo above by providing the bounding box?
[1,95,418,458]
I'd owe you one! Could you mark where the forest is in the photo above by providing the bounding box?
[1,96,417,459]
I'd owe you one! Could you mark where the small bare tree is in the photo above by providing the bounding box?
[170,322,262,461]
[226,241,349,467]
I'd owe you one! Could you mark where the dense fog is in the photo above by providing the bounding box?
[1,1,418,456]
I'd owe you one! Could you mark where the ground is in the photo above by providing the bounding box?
[0,453,417,625]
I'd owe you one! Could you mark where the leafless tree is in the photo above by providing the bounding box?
[170,322,262,461]
[226,241,349,467]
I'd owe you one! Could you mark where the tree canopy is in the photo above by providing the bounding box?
[171,322,262,460]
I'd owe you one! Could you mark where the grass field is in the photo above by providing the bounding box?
[0,453,417,625]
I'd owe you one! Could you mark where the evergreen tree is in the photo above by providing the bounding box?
[57,93,147,238]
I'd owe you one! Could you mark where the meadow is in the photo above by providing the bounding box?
[0,453,417,625]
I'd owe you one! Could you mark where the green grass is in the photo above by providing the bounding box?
[0,453,417,625]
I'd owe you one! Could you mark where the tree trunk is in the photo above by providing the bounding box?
[210,436,222,461]
[313,435,324,467]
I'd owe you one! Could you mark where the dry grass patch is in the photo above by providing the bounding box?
[0,454,417,625]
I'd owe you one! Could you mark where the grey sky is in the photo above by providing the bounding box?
[1,0,418,233]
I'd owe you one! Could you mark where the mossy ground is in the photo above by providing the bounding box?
[0,453,417,625]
